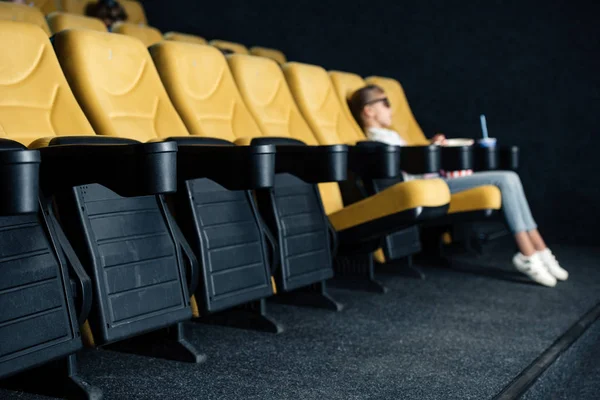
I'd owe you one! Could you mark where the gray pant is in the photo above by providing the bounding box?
[444,171,537,233]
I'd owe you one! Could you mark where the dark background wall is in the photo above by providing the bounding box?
[143,0,600,246]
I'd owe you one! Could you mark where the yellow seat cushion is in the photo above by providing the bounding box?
[209,39,249,55]
[31,0,59,14]
[47,11,106,34]
[0,21,95,146]
[163,31,207,45]
[53,28,190,141]
[328,179,451,231]
[111,22,161,47]
[120,0,147,25]
[150,41,264,141]
[448,185,501,214]
[0,2,51,36]
[249,46,287,65]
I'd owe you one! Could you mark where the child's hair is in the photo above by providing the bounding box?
[85,0,128,27]
[348,84,385,129]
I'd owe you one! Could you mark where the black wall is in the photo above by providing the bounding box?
[143,0,600,245]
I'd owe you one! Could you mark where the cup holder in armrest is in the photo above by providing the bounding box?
[349,142,401,179]
[276,144,348,183]
[399,145,441,174]
[0,148,40,215]
[174,139,276,190]
[440,145,473,171]
[499,146,519,170]
[474,146,499,171]
[39,138,178,197]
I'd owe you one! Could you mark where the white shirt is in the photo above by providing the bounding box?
[366,127,439,181]
[366,127,408,147]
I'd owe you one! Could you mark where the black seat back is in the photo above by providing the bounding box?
[57,184,192,344]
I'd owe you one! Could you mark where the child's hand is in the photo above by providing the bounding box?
[431,134,447,145]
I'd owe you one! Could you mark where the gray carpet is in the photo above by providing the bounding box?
[522,316,600,400]
[2,239,599,400]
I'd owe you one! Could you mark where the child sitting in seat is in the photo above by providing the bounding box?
[349,84,569,287]
[85,0,127,29]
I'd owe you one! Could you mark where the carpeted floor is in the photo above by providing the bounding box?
[2,239,599,400]
[522,316,600,400]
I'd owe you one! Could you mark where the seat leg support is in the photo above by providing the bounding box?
[330,253,388,293]
[197,299,284,334]
[1,354,102,400]
[106,322,206,364]
[272,281,344,311]
[375,256,426,280]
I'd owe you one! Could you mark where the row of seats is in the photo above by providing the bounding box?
[0,10,507,400]
[0,1,288,64]
[29,0,147,24]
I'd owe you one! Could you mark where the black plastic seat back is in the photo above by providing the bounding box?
[0,211,81,378]
[365,176,422,261]
[257,173,334,292]
[57,184,192,345]
[176,178,274,313]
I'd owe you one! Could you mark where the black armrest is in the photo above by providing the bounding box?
[0,140,40,215]
[166,136,276,190]
[348,141,401,179]
[250,137,348,183]
[38,136,177,197]
[474,145,519,171]
[440,145,473,171]
[399,145,441,174]
[474,146,498,171]
[499,145,519,170]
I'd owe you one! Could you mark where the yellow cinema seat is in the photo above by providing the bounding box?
[47,11,107,33]
[163,31,207,45]
[209,39,249,54]
[0,2,51,35]
[250,46,287,65]
[111,21,161,47]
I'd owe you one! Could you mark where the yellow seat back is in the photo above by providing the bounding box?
[209,39,249,55]
[120,0,147,25]
[328,70,368,136]
[53,29,189,141]
[47,11,106,33]
[283,62,364,146]
[0,2,50,36]
[365,76,429,145]
[0,21,94,146]
[228,54,344,215]
[150,41,263,141]
[163,31,207,45]
[60,0,92,15]
[249,46,287,65]
[31,0,59,14]
[111,21,161,47]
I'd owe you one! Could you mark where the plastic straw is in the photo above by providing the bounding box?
[480,114,489,139]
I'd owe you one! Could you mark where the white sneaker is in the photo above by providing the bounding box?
[512,253,557,287]
[538,248,569,281]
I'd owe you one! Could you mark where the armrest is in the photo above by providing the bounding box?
[38,136,177,197]
[250,137,348,183]
[166,136,276,190]
[399,145,441,174]
[0,139,40,215]
[439,145,473,171]
[499,145,519,170]
[348,141,401,179]
[474,146,498,171]
[474,145,519,171]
